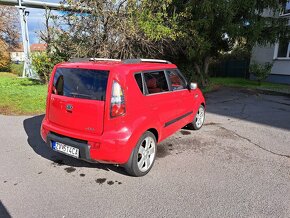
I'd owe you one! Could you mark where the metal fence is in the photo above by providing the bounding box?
[209,59,250,78]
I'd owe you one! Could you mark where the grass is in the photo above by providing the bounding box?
[204,77,290,94]
[10,63,24,76]
[0,73,47,115]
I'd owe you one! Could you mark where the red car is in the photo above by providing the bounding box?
[41,58,205,176]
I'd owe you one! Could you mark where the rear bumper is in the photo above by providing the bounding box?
[46,132,94,163]
[41,118,135,164]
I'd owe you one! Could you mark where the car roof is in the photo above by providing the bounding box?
[56,61,177,73]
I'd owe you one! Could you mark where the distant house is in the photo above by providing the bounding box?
[10,43,47,62]
[251,2,290,84]
[30,43,47,52]
[10,45,25,62]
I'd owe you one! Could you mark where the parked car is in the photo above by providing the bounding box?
[41,58,206,176]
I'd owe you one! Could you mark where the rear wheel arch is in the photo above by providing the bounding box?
[147,128,159,143]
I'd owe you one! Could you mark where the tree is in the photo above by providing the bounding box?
[0,6,19,47]
[40,0,177,60]
[36,0,178,82]
[0,6,20,70]
[171,0,289,87]
[39,0,290,87]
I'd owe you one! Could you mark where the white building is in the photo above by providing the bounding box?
[251,2,290,84]
[10,45,25,62]
[10,43,47,62]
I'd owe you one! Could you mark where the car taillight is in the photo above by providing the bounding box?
[110,81,126,118]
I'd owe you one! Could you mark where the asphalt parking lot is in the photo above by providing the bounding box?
[1,87,290,217]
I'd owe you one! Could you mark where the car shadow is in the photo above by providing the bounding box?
[0,201,11,218]
[23,114,129,176]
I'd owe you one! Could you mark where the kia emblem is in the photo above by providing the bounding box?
[66,104,73,111]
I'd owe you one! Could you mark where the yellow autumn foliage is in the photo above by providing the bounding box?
[0,39,10,70]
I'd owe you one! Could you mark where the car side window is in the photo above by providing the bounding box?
[144,71,169,94]
[134,73,144,94]
[166,69,187,91]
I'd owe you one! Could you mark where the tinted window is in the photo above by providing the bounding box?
[278,38,289,58]
[134,73,144,94]
[144,71,169,94]
[53,68,109,101]
[166,69,186,90]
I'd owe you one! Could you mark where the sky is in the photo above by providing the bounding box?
[23,0,60,44]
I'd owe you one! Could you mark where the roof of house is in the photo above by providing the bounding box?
[30,43,47,52]
[10,43,47,52]
[11,45,23,52]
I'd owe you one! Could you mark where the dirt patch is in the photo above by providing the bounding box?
[158,136,211,155]
[52,159,64,166]
[96,178,106,185]
[240,89,259,96]
[107,181,114,185]
[64,167,76,173]
[157,144,171,158]
[213,127,238,140]
[0,105,16,115]
[180,130,191,135]
[204,122,219,126]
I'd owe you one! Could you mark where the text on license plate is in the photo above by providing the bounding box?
[51,141,79,158]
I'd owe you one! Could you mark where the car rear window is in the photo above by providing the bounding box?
[52,68,109,101]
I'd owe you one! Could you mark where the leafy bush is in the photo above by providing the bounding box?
[32,52,64,84]
[250,62,272,85]
[10,63,23,76]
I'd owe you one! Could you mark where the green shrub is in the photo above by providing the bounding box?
[10,63,23,76]
[250,62,272,85]
[32,52,64,84]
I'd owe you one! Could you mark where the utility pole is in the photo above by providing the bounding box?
[0,0,88,78]
[16,0,32,78]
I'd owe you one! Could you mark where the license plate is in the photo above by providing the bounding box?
[51,141,79,158]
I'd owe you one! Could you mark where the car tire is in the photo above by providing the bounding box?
[124,131,157,177]
[187,105,205,130]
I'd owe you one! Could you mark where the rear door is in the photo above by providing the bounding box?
[48,68,109,135]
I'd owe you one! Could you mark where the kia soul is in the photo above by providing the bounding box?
[41,58,206,176]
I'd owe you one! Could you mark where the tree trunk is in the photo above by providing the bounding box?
[194,63,206,87]
[203,56,210,86]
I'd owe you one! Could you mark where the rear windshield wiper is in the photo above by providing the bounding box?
[69,92,95,99]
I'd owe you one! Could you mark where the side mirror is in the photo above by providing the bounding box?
[189,82,198,90]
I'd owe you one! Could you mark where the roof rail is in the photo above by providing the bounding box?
[123,59,172,64]
[68,58,171,64]
[69,58,121,62]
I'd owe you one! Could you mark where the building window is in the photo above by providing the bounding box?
[282,1,290,15]
[277,39,290,58]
